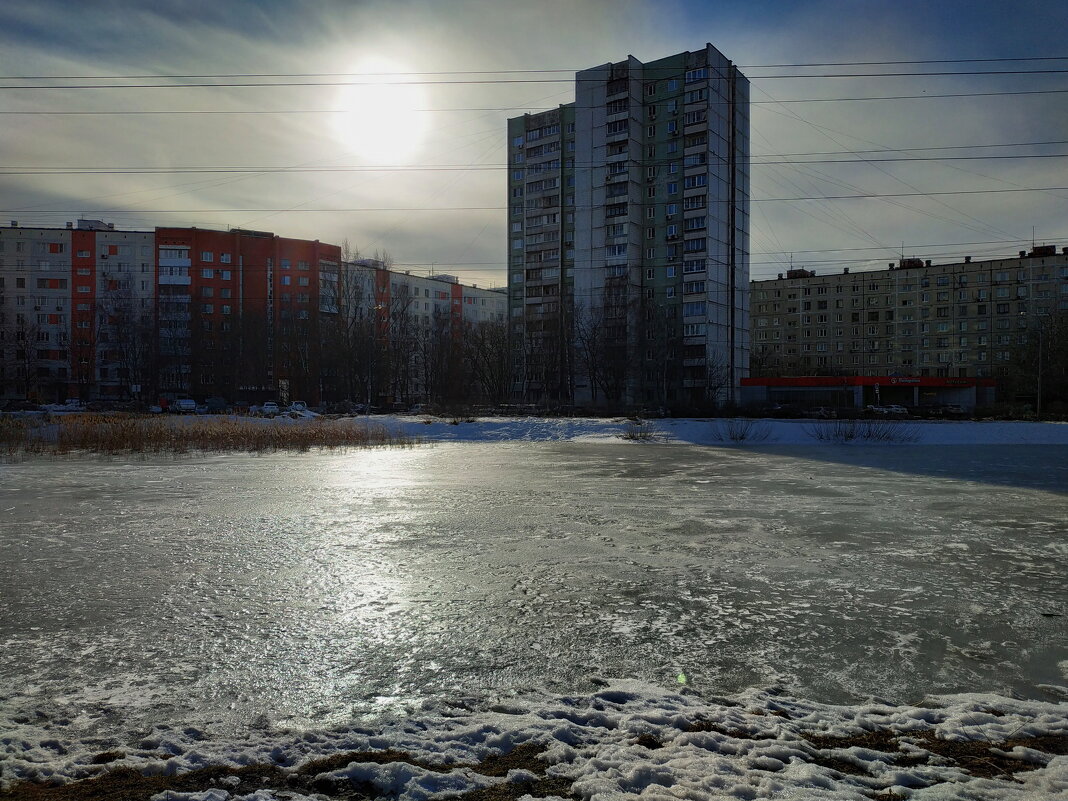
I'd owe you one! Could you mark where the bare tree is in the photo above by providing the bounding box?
[463,318,509,405]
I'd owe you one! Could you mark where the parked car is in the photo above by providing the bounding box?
[204,396,229,414]
[866,404,908,417]
[172,398,197,413]
[803,406,837,419]
[288,401,308,413]
[942,404,967,417]
[260,401,280,416]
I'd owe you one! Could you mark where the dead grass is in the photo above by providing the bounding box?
[801,728,1068,784]
[0,743,572,801]
[0,414,414,458]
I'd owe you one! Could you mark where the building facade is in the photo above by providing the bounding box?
[508,44,750,409]
[0,219,156,403]
[0,221,506,406]
[749,246,1068,385]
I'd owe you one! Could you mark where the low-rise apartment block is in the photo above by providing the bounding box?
[746,246,1068,408]
[0,221,506,407]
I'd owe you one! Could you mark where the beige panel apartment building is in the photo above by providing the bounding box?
[749,246,1068,381]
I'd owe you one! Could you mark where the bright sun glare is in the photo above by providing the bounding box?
[333,59,428,165]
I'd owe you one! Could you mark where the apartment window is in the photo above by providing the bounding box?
[684,68,708,82]
[298,276,310,286]
[201,268,214,279]
[281,275,291,286]
[201,304,213,314]
[682,301,706,316]
[201,287,214,298]
[200,251,213,262]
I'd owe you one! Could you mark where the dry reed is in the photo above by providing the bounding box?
[0,414,414,458]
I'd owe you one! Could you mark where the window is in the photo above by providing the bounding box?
[682,301,706,317]
[684,174,707,189]
[220,253,231,264]
[685,68,708,82]
[201,304,213,314]
[298,276,310,286]
[201,268,214,279]
[281,275,291,286]
[200,251,213,262]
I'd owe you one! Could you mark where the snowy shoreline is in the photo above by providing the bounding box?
[374,415,1068,446]
[3,682,1067,801]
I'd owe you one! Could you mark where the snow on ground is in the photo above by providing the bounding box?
[353,414,1068,446]
[3,682,1066,800]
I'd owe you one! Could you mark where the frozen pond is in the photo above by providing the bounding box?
[1,442,1066,740]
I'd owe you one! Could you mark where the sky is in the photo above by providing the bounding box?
[1,0,1067,285]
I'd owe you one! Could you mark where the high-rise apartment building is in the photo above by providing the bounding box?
[508,44,749,408]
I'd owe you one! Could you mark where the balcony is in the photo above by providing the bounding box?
[159,274,191,286]
[159,257,191,268]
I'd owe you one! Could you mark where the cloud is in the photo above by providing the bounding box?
[0,0,1065,284]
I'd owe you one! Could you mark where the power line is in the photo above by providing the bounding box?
[7,185,1068,214]
[3,87,1067,114]
[7,152,1068,175]
[4,68,1068,91]
[3,57,1068,80]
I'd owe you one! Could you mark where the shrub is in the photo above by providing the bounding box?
[709,418,774,444]
[803,419,919,444]
[620,418,658,441]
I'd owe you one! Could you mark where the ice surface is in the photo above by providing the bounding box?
[1,431,1066,798]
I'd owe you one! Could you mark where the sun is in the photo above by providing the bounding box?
[332,59,428,165]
